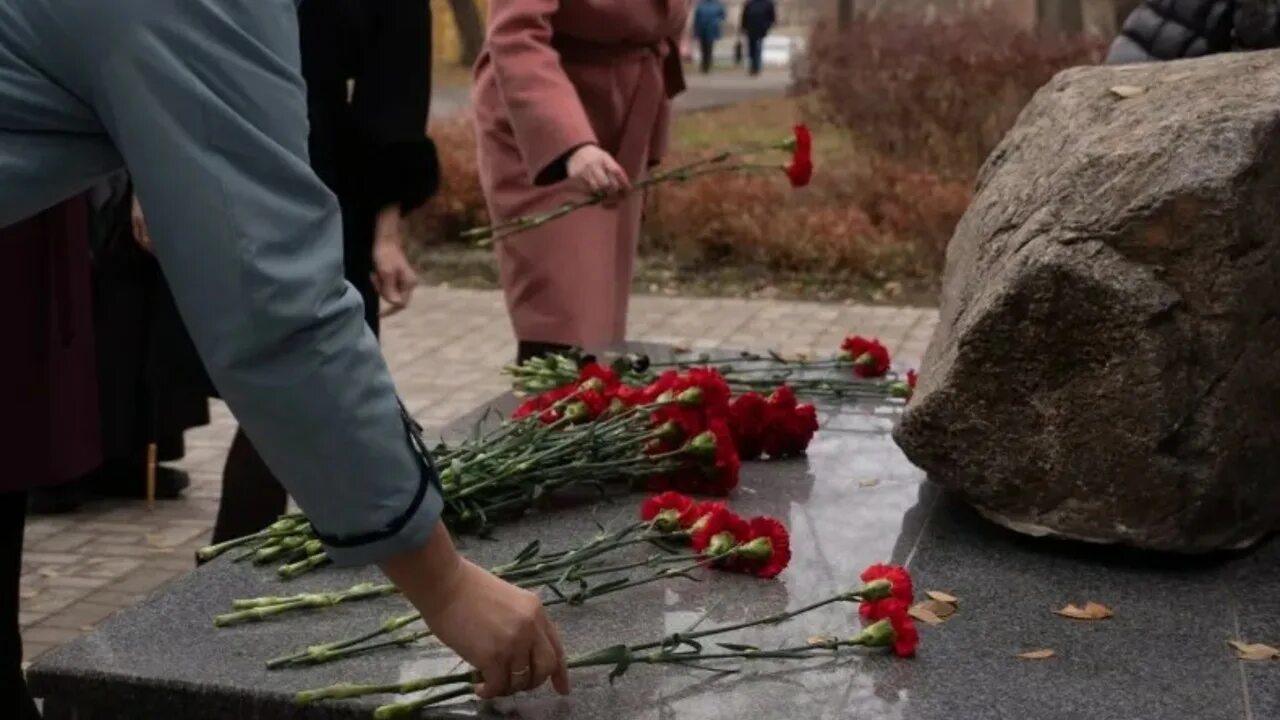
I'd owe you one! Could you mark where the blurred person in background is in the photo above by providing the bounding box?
[740,0,776,76]
[693,0,727,74]
[205,0,438,544]
[1107,0,1280,63]
[1,196,101,719]
[127,0,440,544]
[475,1,689,364]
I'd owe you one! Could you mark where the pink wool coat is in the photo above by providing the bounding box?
[473,0,689,349]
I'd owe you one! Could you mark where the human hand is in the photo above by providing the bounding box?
[371,205,418,317]
[131,195,153,253]
[380,523,570,699]
[566,144,630,202]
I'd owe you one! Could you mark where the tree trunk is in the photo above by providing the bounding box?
[447,0,485,67]
[837,0,854,28]
[1037,0,1084,34]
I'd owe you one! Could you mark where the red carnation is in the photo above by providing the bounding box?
[640,492,695,533]
[577,362,620,389]
[728,516,792,579]
[840,335,891,379]
[856,602,919,658]
[784,124,813,188]
[761,387,820,458]
[702,419,742,495]
[512,384,576,423]
[887,605,920,658]
[857,563,914,621]
[680,500,727,531]
[728,392,769,460]
[690,506,749,557]
[564,389,610,423]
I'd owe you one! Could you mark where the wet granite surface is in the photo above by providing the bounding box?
[28,353,1279,720]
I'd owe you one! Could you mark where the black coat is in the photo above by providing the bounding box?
[84,0,440,458]
[299,0,440,334]
[1108,0,1280,63]
[740,0,776,39]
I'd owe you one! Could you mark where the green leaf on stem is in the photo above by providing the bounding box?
[716,643,761,653]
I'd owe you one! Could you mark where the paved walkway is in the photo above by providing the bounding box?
[18,287,937,662]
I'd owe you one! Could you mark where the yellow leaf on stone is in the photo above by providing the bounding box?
[807,635,836,648]
[926,591,959,604]
[908,603,945,625]
[1054,602,1113,620]
[859,478,881,488]
[1017,649,1057,660]
[1109,85,1146,98]
[1228,640,1280,661]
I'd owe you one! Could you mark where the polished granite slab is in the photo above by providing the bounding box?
[28,372,1278,719]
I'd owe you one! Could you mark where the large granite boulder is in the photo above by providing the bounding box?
[893,51,1280,552]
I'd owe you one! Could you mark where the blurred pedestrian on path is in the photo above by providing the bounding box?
[693,0,727,74]
[740,0,776,76]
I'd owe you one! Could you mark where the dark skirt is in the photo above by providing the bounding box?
[0,197,102,492]
[88,176,213,462]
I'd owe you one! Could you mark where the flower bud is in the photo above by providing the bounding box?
[563,400,590,422]
[737,536,774,560]
[888,381,912,399]
[656,420,683,442]
[650,509,683,533]
[705,531,738,557]
[677,387,704,407]
[687,430,717,456]
[858,578,893,601]
[854,618,895,648]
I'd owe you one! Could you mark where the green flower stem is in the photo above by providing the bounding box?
[467,162,760,245]
[277,550,330,580]
[216,582,398,627]
[269,552,707,670]
[195,517,311,562]
[372,687,474,720]
[298,585,888,706]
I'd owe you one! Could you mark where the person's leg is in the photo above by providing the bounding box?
[748,35,763,75]
[210,429,289,546]
[700,37,714,73]
[1,492,41,720]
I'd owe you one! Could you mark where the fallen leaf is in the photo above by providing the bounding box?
[1017,649,1057,660]
[671,345,691,354]
[919,599,957,619]
[926,590,959,604]
[1228,640,1280,661]
[807,635,836,647]
[1109,85,1146,98]
[858,478,880,488]
[1054,602,1113,621]
[908,603,944,625]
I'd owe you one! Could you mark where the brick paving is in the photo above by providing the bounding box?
[18,287,937,662]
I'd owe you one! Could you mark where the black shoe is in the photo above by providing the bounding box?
[89,462,190,500]
[27,483,86,515]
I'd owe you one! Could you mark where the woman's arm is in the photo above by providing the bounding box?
[352,0,440,215]
[487,0,598,185]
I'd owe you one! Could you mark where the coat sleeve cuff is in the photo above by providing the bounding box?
[320,481,444,566]
[313,406,446,567]
[362,139,441,214]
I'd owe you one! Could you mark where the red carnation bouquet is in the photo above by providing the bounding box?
[464,125,814,244]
